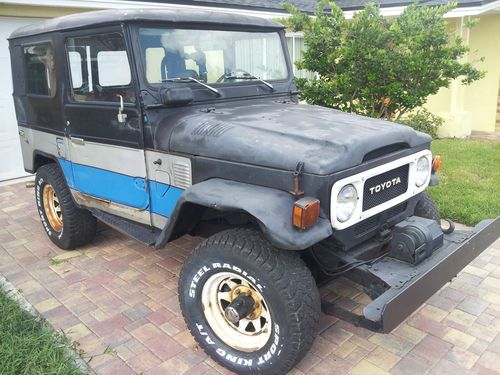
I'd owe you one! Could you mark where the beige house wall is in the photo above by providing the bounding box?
[425,13,500,137]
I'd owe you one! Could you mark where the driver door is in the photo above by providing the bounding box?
[63,29,151,225]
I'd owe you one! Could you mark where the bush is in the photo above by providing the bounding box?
[282,1,484,121]
[398,108,444,139]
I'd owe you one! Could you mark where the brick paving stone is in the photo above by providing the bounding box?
[442,327,477,350]
[392,323,426,345]
[469,339,490,356]
[473,351,500,373]
[489,333,500,354]
[390,353,430,375]
[126,350,162,373]
[145,334,184,361]
[443,309,477,330]
[368,333,415,357]
[313,355,352,374]
[295,352,322,373]
[444,346,479,369]
[0,181,499,375]
[350,359,390,375]
[365,347,401,371]
[144,356,192,375]
[457,295,490,316]
[409,334,453,364]
[430,357,472,375]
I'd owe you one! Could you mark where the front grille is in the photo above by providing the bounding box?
[353,215,379,236]
[353,202,407,237]
[387,201,407,218]
[363,164,409,211]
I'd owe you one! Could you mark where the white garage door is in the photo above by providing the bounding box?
[0,17,42,181]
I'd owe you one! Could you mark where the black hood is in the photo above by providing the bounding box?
[164,98,431,175]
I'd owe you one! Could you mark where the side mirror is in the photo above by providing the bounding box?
[117,95,127,123]
[160,87,194,106]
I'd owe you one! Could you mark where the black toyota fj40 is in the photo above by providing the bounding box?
[9,9,499,375]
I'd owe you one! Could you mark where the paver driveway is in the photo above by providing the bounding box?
[0,180,499,375]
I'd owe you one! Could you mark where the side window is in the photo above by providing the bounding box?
[24,43,56,96]
[66,33,135,102]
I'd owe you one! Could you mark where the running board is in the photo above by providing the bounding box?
[320,216,500,333]
[90,208,160,246]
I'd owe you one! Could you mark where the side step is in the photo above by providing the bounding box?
[320,216,500,333]
[90,209,160,246]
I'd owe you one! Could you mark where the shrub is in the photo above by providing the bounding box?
[398,108,444,138]
[281,1,484,121]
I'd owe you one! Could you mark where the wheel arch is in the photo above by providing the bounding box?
[32,150,58,173]
[155,178,333,251]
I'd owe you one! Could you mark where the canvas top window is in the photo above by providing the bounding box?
[66,33,135,103]
[24,43,56,96]
[138,28,289,86]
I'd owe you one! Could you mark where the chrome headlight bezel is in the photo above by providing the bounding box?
[415,155,431,187]
[336,184,358,223]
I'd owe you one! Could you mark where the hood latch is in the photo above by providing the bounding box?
[291,161,305,197]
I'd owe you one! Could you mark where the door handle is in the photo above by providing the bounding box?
[70,137,85,145]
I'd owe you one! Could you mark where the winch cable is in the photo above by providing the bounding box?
[309,250,388,278]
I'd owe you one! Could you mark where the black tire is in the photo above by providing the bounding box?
[35,163,97,250]
[414,191,440,223]
[178,228,320,375]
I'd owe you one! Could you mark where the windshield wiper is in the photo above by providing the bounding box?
[162,77,221,96]
[223,74,274,91]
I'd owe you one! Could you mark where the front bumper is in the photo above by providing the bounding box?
[321,216,500,333]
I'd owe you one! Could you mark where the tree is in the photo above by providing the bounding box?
[281,1,484,120]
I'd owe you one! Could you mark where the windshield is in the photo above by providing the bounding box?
[138,28,289,86]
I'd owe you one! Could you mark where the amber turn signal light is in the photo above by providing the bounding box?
[292,197,320,230]
[432,155,442,172]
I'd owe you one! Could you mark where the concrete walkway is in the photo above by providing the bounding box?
[0,181,499,375]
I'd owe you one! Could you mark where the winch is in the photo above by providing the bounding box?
[387,216,443,264]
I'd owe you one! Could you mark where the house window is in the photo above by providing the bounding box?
[285,32,315,80]
[24,43,56,96]
[66,33,135,103]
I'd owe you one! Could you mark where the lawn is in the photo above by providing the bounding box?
[0,287,84,375]
[428,138,500,226]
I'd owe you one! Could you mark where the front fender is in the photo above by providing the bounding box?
[154,178,333,250]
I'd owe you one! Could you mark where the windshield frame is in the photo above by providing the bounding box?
[130,22,293,100]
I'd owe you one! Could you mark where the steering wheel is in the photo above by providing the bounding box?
[216,69,252,83]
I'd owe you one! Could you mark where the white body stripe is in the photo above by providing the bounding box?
[69,139,147,178]
[19,125,191,229]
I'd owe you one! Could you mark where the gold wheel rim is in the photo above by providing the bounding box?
[43,184,63,232]
[201,272,272,352]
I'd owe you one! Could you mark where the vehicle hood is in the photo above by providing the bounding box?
[165,99,431,175]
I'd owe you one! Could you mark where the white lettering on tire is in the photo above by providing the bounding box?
[195,321,281,368]
[189,263,263,298]
[191,264,282,369]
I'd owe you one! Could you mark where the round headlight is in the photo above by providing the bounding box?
[337,184,358,222]
[415,156,430,187]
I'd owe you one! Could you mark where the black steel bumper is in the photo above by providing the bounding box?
[322,216,500,333]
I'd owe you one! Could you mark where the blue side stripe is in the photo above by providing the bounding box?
[58,159,75,188]
[57,159,184,218]
[149,181,184,218]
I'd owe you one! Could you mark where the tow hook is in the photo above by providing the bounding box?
[224,294,256,324]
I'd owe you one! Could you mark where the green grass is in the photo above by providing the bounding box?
[428,139,500,226]
[0,287,84,375]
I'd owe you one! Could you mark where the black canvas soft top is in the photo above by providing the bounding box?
[9,8,284,39]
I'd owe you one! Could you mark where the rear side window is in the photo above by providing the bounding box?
[66,33,135,103]
[24,43,56,96]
